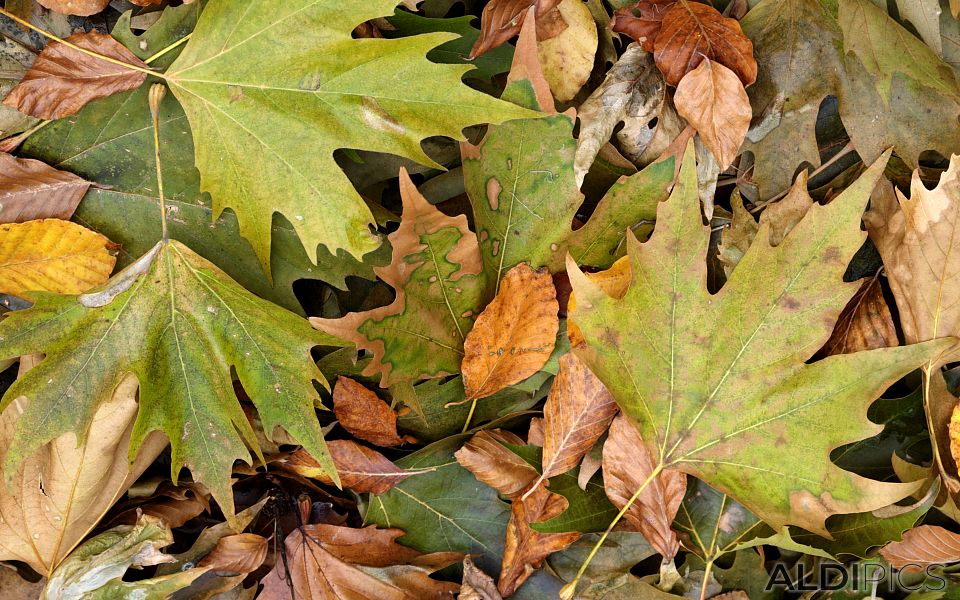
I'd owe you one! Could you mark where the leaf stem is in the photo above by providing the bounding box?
[559,462,664,600]
[749,142,857,214]
[461,397,479,433]
[0,7,162,78]
[144,33,192,65]
[148,84,169,241]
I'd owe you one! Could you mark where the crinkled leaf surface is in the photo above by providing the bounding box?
[164,0,535,266]
[0,240,334,521]
[566,146,951,535]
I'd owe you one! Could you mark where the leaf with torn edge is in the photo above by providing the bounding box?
[0,153,90,223]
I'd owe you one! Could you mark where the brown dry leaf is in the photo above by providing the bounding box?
[610,0,676,51]
[567,255,631,348]
[499,482,581,596]
[198,533,268,574]
[602,414,686,559]
[333,376,412,447]
[109,481,211,529]
[527,417,545,446]
[525,353,618,496]
[759,170,814,245]
[0,219,117,297]
[536,0,598,102]
[653,1,756,87]
[0,567,45,600]
[455,429,540,499]
[577,445,602,490]
[470,0,565,59]
[674,58,751,170]
[0,153,91,223]
[0,357,167,577]
[816,275,897,357]
[258,524,461,600]
[36,0,108,15]
[880,525,960,570]
[461,556,503,600]
[281,441,423,495]
[462,263,559,401]
[3,32,148,120]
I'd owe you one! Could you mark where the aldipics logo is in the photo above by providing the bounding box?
[764,562,947,593]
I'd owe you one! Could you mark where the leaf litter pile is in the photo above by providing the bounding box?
[6,0,960,598]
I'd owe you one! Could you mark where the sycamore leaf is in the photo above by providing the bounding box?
[164,0,534,266]
[674,479,764,564]
[461,263,559,401]
[3,32,148,120]
[817,275,897,357]
[456,430,541,499]
[566,144,951,535]
[0,239,334,522]
[312,169,487,387]
[332,376,412,447]
[0,153,90,223]
[0,219,117,296]
[282,441,427,495]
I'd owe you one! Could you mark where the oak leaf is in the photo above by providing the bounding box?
[282,441,424,495]
[3,32,148,120]
[880,525,960,570]
[461,263,559,401]
[0,219,117,296]
[312,170,487,388]
[332,376,412,447]
[456,429,540,499]
[566,144,950,535]
[0,153,90,223]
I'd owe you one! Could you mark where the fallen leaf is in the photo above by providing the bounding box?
[461,556,503,600]
[333,376,411,447]
[0,568,44,600]
[35,0,109,16]
[537,0,598,102]
[456,430,540,499]
[312,169,487,388]
[470,0,563,58]
[461,263,559,401]
[499,483,581,596]
[653,0,756,87]
[674,58,751,169]
[0,153,90,223]
[282,441,423,495]
[0,219,117,296]
[526,353,618,495]
[603,414,686,559]
[610,0,676,51]
[817,275,897,357]
[108,481,211,530]
[527,417,546,446]
[895,0,943,56]
[197,534,268,574]
[567,255,631,348]
[880,525,960,570]
[3,32,148,120]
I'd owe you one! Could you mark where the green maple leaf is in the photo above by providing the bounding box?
[163,0,534,269]
[566,145,954,535]
[0,240,335,520]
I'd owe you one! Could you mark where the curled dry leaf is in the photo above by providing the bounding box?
[816,275,897,357]
[282,441,421,495]
[470,0,564,59]
[610,0,676,51]
[461,263,559,401]
[198,533,268,574]
[333,376,412,447]
[603,414,686,559]
[461,556,503,600]
[0,153,91,223]
[674,58,751,170]
[499,482,581,596]
[3,32,149,120]
[537,0,598,102]
[526,353,618,495]
[0,219,117,296]
[36,0,109,16]
[109,481,211,530]
[455,430,540,499]
[880,524,960,570]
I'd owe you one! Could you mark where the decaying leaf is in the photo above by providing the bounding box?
[881,525,960,570]
[0,219,117,296]
[3,32,149,120]
[817,275,897,357]
[674,58,751,170]
[461,263,559,401]
[197,534,268,574]
[602,414,685,559]
[499,482,581,596]
[536,0,598,102]
[312,170,487,388]
[610,0,675,51]
[36,0,109,16]
[0,153,90,223]
[461,556,503,600]
[470,0,563,58]
[333,376,411,447]
[567,144,949,535]
[282,441,425,495]
[456,429,540,499]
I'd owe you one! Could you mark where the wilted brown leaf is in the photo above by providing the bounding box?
[527,417,545,446]
[197,533,268,574]
[674,58,751,169]
[817,275,897,357]
[462,263,559,401]
[461,556,503,600]
[602,414,686,559]
[282,441,423,495]
[3,32,148,120]
[0,153,90,223]
[653,1,756,87]
[36,0,109,16]
[333,376,412,447]
[499,482,580,596]
[880,524,960,570]
[610,0,676,51]
[471,0,565,59]
[455,430,539,499]
[525,353,618,496]
[109,481,211,530]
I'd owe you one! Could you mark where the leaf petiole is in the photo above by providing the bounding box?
[148,84,169,241]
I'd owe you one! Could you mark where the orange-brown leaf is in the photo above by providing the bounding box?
[0,153,91,223]
[602,414,686,559]
[817,276,897,357]
[880,525,960,570]
[333,376,411,447]
[455,430,539,499]
[610,0,677,51]
[282,441,419,495]
[470,0,565,58]
[653,1,756,87]
[499,483,580,596]
[36,0,110,16]
[198,533,268,574]
[3,32,148,120]
[461,263,559,401]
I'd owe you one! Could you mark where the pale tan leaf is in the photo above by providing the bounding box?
[0,567,45,600]
[36,0,109,16]
[674,58,751,170]
[881,524,960,570]
[3,32,148,120]
[895,0,942,56]
[577,442,603,490]
[0,153,91,223]
[461,556,503,600]
[333,376,412,447]
[281,441,423,495]
[602,414,686,559]
[197,533,267,575]
[461,263,559,400]
[817,275,897,357]
[537,0,598,102]
[455,430,540,499]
